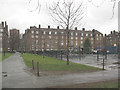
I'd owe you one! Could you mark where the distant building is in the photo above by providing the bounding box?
[22,25,104,52]
[9,29,20,51]
[0,21,8,52]
[103,30,119,53]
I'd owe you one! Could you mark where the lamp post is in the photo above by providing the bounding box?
[92,29,95,50]
[114,43,117,55]
[118,32,120,59]
[3,29,5,56]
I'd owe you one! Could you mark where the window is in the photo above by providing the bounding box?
[71,41,73,45]
[62,36,64,39]
[76,43,78,46]
[36,40,38,44]
[91,38,93,40]
[42,40,45,48]
[47,44,49,48]
[36,31,39,34]
[76,41,78,46]
[81,37,83,40]
[47,40,49,48]
[49,31,51,35]
[81,33,83,36]
[55,42,57,48]
[55,32,57,34]
[91,34,93,36]
[31,31,34,34]
[32,35,34,38]
[0,33,2,37]
[91,41,93,44]
[32,47,34,50]
[55,41,58,43]
[36,35,38,38]
[71,37,73,39]
[71,32,73,35]
[61,43,64,46]
[76,33,78,36]
[86,34,88,36]
[49,36,51,39]
[61,32,64,34]
[81,41,83,44]
[55,36,58,39]
[76,37,78,40]
[43,31,46,35]
[0,29,3,32]
[51,40,53,48]
[97,38,99,40]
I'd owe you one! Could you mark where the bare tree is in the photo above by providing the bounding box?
[49,0,85,65]
[87,0,118,19]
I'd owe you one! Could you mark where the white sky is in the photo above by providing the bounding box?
[0,0,118,35]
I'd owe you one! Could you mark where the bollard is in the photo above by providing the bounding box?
[32,60,34,70]
[105,51,107,59]
[97,51,99,61]
[103,57,105,70]
[61,51,62,60]
[37,62,39,76]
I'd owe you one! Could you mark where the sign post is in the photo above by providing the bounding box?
[79,46,81,60]
[102,48,105,70]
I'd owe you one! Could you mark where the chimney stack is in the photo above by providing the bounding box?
[113,30,115,33]
[105,34,107,37]
[75,27,77,30]
[48,26,50,29]
[2,22,4,28]
[57,26,59,29]
[111,31,112,34]
[82,28,85,31]
[39,25,41,29]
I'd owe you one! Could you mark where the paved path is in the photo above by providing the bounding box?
[2,52,36,88]
[2,53,118,88]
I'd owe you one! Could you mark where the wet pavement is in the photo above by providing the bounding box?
[60,54,119,70]
[2,52,118,88]
[2,52,36,88]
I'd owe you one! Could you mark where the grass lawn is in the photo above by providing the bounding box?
[21,53,101,71]
[0,53,14,62]
[92,80,118,88]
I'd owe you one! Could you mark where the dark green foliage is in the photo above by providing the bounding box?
[83,38,92,54]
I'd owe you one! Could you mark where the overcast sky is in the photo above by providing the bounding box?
[0,0,118,35]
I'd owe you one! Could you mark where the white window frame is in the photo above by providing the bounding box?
[49,31,51,35]
[36,31,39,34]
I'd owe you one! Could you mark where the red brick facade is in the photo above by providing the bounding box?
[23,25,104,52]
[0,21,8,52]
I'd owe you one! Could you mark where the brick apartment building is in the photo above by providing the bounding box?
[22,25,104,52]
[0,21,8,52]
[9,29,20,51]
[103,30,119,53]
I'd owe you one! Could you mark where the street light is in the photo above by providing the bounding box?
[114,43,117,55]
[92,29,95,50]
[118,32,120,59]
